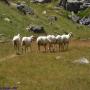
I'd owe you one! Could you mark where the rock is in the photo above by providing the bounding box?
[17,81,21,85]
[56,56,61,60]
[42,10,47,14]
[4,17,11,22]
[73,57,89,64]
[79,17,90,25]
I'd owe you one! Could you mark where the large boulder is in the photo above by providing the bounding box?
[26,25,46,34]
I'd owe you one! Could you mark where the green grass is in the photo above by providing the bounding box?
[0,1,90,39]
[0,1,90,90]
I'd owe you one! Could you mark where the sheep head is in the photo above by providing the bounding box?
[69,32,73,37]
[31,35,37,41]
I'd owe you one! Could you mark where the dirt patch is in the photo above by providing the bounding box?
[70,39,90,47]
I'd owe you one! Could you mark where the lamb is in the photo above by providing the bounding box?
[21,35,35,53]
[12,34,21,54]
[37,36,48,52]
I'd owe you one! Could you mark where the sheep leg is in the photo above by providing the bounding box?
[29,45,32,52]
[14,45,17,53]
[22,47,24,53]
[48,44,50,52]
[38,45,40,52]
[26,47,28,52]
[17,45,19,53]
[61,43,63,51]
[25,46,27,53]
[13,42,18,54]
[44,45,46,52]
[49,44,52,52]
[66,43,69,50]
[15,46,18,54]
[62,43,64,51]
[59,44,60,52]
[53,44,55,52]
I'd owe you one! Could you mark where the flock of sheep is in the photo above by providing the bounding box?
[12,32,73,54]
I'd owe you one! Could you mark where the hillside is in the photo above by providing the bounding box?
[0,1,90,90]
[0,1,90,40]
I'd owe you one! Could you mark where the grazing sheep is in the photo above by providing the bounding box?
[21,35,35,53]
[12,34,21,54]
[61,32,73,50]
[37,36,48,52]
[47,35,56,52]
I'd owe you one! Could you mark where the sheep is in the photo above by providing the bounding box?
[37,36,48,52]
[56,35,63,52]
[47,35,56,52]
[61,32,73,50]
[21,35,35,53]
[12,34,21,54]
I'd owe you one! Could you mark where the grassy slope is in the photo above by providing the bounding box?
[0,1,90,39]
[0,1,90,90]
[78,8,90,17]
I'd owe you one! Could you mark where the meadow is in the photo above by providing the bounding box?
[0,1,90,90]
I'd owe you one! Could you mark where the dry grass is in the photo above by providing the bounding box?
[0,40,90,90]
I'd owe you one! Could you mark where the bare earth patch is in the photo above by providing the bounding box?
[70,39,90,47]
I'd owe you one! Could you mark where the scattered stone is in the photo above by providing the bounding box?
[42,10,47,15]
[17,81,21,85]
[73,57,89,64]
[4,17,11,22]
[56,56,61,60]
[16,1,34,15]
[68,12,80,23]
[79,16,90,25]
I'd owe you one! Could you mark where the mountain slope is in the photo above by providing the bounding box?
[0,1,90,39]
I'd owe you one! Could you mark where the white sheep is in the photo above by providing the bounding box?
[56,35,63,51]
[12,34,21,54]
[61,32,73,50]
[21,35,35,53]
[47,35,56,52]
[37,36,48,52]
